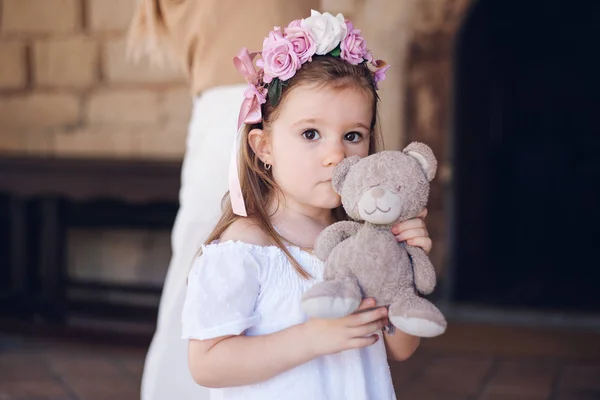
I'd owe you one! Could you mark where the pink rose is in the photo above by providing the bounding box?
[285,23,316,64]
[340,21,370,65]
[261,28,301,83]
[287,19,302,28]
[372,59,391,89]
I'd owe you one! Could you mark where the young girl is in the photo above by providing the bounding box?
[182,10,432,399]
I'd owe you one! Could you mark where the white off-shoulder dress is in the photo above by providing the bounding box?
[182,240,396,400]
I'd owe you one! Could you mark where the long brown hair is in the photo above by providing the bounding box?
[205,56,383,279]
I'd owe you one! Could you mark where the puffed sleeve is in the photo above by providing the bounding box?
[181,242,263,340]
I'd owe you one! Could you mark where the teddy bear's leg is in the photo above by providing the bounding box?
[389,295,447,338]
[301,277,362,319]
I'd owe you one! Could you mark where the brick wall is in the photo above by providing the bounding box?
[0,0,420,160]
[0,0,191,160]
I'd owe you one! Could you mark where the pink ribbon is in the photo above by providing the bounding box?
[234,48,265,129]
[228,125,247,217]
[229,48,267,217]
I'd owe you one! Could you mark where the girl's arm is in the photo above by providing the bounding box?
[383,330,421,362]
[188,300,388,388]
[392,208,432,254]
[189,325,312,388]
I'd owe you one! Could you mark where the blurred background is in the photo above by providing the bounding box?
[1,0,600,399]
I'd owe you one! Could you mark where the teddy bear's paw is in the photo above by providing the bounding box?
[301,296,361,319]
[389,316,446,338]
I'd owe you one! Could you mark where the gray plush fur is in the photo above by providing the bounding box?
[301,142,447,338]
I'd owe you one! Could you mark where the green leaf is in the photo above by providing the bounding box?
[329,45,341,57]
[268,79,282,107]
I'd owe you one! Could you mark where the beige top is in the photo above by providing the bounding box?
[152,0,320,95]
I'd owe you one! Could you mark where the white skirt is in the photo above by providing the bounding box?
[141,84,246,400]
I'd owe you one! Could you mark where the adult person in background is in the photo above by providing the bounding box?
[128,1,319,399]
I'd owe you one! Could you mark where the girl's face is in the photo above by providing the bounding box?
[252,83,373,215]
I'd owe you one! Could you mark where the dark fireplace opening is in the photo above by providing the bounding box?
[1,195,42,316]
[0,156,181,334]
[452,0,600,312]
[65,199,177,323]
[0,196,12,296]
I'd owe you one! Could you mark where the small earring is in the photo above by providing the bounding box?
[264,162,271,171]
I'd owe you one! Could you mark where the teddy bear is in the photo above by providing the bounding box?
[301,142,447,338]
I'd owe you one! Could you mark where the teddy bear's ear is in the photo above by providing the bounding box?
[332,155,361,193]
[403,142,437,181]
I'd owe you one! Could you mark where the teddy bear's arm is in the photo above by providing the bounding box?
[405,245,436,295]
[314,221,362,261]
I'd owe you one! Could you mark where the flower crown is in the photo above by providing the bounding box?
[234,10,391,130]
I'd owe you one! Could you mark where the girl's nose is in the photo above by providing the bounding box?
[324,142,345,166]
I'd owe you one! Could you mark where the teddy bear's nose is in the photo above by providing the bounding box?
[371,187,385,198]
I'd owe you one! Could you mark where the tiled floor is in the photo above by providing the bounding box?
[0,332,144,400]
[1,322,600,400]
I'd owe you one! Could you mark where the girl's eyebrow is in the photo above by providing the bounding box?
[291,118,320,127]
[292,118,370,131]
[352,122,370,131]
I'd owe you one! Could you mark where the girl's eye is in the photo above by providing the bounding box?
[344,131,363,143]
[302,129,321,140]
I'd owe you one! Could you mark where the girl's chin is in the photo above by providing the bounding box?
[314,193,341,210]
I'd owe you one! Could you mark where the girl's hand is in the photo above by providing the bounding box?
[392,208,432,255]
[303,298,387,357]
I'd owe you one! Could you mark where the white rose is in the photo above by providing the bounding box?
[301,10,347,55]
